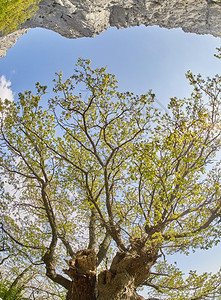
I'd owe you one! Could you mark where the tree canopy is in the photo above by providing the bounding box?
[0,0,40,35]
[0,279,29,300]
[0,57,220,299]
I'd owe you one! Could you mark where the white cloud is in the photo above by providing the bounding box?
[0,75,14,102]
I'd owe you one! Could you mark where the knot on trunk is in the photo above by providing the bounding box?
[64,249,97,300]
[64,249,97,277]
[97,238,159,299]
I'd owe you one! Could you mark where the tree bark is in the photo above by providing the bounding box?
[63,239,158,300]
[64,249,97,300]
[97,239,158,300]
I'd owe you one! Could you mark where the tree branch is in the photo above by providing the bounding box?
[88,208,96,250]
[1,223,42,250]
[97,231,112,266]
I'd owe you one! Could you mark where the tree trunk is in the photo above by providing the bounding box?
[66,274,96,300]
[97,238,158,300]
[64,239,158,300]
[64,249,97,300]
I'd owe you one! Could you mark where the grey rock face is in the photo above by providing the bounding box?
[0,0,221,58]
[0,29,29,59]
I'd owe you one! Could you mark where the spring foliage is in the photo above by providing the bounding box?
[0,280,28,300]
[0,58,220,299]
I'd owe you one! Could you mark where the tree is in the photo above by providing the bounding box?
[0,278,29,300]
[0,58,220,300]
[0,0,40,35]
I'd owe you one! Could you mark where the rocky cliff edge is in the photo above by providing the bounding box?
[0,0,221,58]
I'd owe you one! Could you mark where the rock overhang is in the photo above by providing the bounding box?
[0,0,221,58]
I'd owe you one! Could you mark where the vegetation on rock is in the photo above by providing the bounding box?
[0,0,40,35]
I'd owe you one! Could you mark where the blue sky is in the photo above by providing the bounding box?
[0,25,220,104]
[0,24,220,290]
